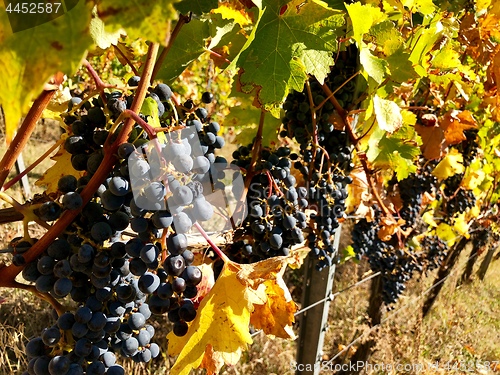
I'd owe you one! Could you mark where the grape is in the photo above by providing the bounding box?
[108,211,130,230]
[153,83,173,101]
[122,337,139,356]
[131,217,149,233]
[88,311,107,331]
[151,210,173,229]
[86,361,106,375]
[144,182,166,201]
[179,300,197,322]
[140,244,159,264]
[195,107,208,122]
[87,152,104,174]
[108,176,130,196]
[201,91,213,104]
[167,234,188,255]
[36,201,62,221]
[101,190,125,211]
[117,142,135,159]
[58,175,78,193]
[57,312,75,330]
[90,222,113,242]
[172,277,186,293]
[164,255,185,277]
[53,277,73,297]
[127,76,140,86]
[157,282,174,300]
[37,256,55,275]
[128,312,146,330]
[87,106,106,126]
[172,212,192,234]
[182,266,202,286]
[41,327,60,347]
[191,197,214,221]
[48,355,69,375]
[138,272,160,294]
[68,96,82,110]
[148,295,170,314]
[172,154,193,173]
[65,136,88,155]
[62,192,83,210]
[75,306,92,324]
[129,159,151,178]
[173,186,193,206]
[78,244,94,263]
[47,239,71,260]
[173,321,189,336]
[34,356,51,375]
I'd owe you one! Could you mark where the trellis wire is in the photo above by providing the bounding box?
[324,247,482,366]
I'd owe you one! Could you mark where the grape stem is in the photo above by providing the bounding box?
[193,222,230,263]
[0,43,160,287]
[2,138,64,191]
[151,13,192,82]
[19,283,65,316]
[0,73,64,189]
[82,59,117,105]
[321,83,391,216]
[114,43,139,76]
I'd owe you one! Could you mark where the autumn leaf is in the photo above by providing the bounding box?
[168,251,303,374]
[373,95,402,133]
[415,114,446,160]
[432,149,465,180]
[440,110,478,146]
[250,277,296,338]
[378,215,404,241]
[35,144,84,194]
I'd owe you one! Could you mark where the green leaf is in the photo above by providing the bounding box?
[373,95,402,133]
[346,2,386,46]
[360,47,387,84]
[368,129,420,180]
[386,48,418,82]
[431,42,461,70]
[369,20,403,56]
[402,0,436,15]
[232,0,344,116]
[155,18,211,83]
[409,18,443,76]
[0,1,93,142]
[89,14,122,50]
[176,0,218,15]
[225,94,282,147]
[97,0,178,44]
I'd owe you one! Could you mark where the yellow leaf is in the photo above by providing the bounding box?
[212,4,252,26]
[168,251,302,374]
[436,223,457,246]
[453,213,470,238]
[168,263,253,375]
[35,144,84,194]
[422,211,438,227]
[432,149,464,179]
[462,169,485,190]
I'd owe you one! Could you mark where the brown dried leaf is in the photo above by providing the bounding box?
[440,110,478,146]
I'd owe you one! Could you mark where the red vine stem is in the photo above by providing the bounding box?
[114,44,139,76]
[151,14,191,83]
[2,138,64,191]
[321,83,390,216]
[0,73,64,188]
[0,43,160,287]
[193,222,229,263]
[82,59,117,105]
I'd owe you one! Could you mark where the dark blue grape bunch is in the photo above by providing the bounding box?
[228,145,308,263]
